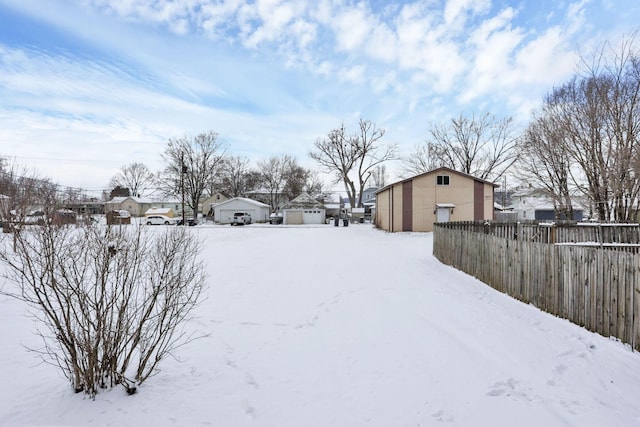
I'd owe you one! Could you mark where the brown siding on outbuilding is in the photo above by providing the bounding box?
[402,180,413,232]
[474,180,484,221]
[392,184,403,232]
[388,186,394,232]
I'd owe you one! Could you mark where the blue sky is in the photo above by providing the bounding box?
[0,0,638,195]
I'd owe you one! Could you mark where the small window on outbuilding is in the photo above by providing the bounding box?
[436,175,450,186]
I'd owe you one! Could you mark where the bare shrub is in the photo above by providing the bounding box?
[0,221,206,398]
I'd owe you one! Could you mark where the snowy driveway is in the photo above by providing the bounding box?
[2,224,640,426]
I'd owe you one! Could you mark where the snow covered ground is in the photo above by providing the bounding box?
[2,223,640,427]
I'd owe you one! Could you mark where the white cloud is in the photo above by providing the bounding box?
[242,0,300,47]
[340,64,366,83]
[290,19,317,49]
[363,22,397,63]
[566,0,590,35]
[370,70,398,94]
[392,3,466,92]
[460,7,525,103]
[331,3,375,53]
[315,60,333,76]
[513,26,577,86]
[443,0,490,26]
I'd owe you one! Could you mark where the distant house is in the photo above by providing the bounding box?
[360,187,378,206]
[212,197,271,224]
[245,188,294,211]
[202,193,230,216]
[511,188,584,221]
[105,196,153,217]
[375,167,497,232]
[360,186,378,221]
[150,200,184,215]
[106,197,188,218]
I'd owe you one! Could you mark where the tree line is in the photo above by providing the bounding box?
[518,35,640,222]
[109,119,397,216]
[109,133,325,216]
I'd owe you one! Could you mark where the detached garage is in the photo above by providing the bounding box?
[375,167,497,232]
[282,208,326,225]
[281,193,326,225]
[212,197,271,224]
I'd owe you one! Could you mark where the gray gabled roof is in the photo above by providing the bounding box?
[213,197,271,209]
[106,196,154,204]
[283,193,323,208]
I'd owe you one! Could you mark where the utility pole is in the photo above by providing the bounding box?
[502,175,506,209]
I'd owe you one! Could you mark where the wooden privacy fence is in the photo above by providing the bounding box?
[437,221,640,247]
[433,222,640,350]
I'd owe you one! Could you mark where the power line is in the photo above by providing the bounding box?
[5,154,144,164]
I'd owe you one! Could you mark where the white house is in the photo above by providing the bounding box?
[212,197,271,224]
[202,193,229,217]
[511,187,584,221]
[105,196,153,217]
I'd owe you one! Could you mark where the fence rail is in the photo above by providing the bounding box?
[433,222,640,350]
[436,221,640,246]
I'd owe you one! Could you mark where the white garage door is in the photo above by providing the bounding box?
[302,209,324,224]
[219,209,236,224]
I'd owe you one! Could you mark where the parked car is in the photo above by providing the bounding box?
[146,215,177,225]
[269,213,283,224]
[231,211,252,225]
[24,210,47,225]
[177,218,198,226]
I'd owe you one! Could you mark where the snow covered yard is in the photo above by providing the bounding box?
[2,223,640,426]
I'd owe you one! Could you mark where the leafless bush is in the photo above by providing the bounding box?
[0,221,206,398]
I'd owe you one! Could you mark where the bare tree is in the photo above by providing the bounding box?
[529,33,640,221]
[310,118,397,208]
[0,221,206,398]
[370,165,388,188]
[217,155,253,197]
[518,114,575,219]
[256,155,294,211]
[0,158,58,226]
[159,131,226,218]
[283,162,312,202]
[303,170,327,200]
[59,186,87,205]
[405,112,518,181]
[110,163,156,198]
[400,143,443,177]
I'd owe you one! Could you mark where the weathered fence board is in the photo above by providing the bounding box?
[433,222,640,351]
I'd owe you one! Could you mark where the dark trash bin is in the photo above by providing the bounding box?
[334,217,339,226]
[343,219,349,226]
[359,217,364,223]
